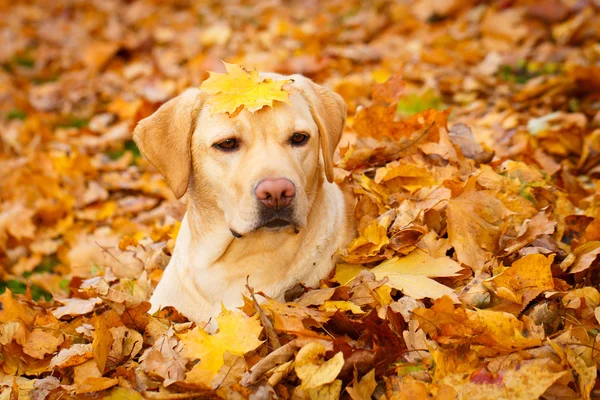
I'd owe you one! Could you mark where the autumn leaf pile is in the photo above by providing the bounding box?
[2,0,600,399]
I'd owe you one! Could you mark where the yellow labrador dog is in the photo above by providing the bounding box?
[133,74,354,323]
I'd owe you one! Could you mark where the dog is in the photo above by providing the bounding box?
[133,73,354,323]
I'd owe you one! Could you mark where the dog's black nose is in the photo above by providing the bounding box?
[255,178,295,209]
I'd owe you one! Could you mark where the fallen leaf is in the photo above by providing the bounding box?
[371,250,462,302]
[484,254,554,312]
[441,360,568,400]
[22,329,64,359]
[92,314,113,373]
[295,342,344,389]
[346,368,376,400]
[179,309,263,387]
[447,189,508,270]
[75,377,119,394]
[49,344,94,369]
[52,297,102,319]
[319,301,364,314]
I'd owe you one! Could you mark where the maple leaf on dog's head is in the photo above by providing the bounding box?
[200,62,292,117]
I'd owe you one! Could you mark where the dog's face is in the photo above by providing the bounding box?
[133,74,346,237]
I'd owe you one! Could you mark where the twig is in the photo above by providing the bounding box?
[245,276,281,352]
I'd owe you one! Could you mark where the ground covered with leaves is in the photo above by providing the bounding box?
[1,0,600,399]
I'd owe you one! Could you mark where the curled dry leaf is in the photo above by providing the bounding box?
[294,342,344,389]
[52,297,102,319]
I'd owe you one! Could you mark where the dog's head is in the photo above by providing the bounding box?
[133,74,346,237]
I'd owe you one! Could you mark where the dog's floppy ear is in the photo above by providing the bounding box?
[133,88,204,199]
[299,79,347,183]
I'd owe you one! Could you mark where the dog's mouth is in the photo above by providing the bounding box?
[261,218,293,230]
[230,208,301,238]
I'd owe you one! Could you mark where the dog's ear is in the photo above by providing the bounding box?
[299,80,347,183]
[133,88,204,199]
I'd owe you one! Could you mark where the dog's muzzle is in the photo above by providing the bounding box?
[256,206,297,231]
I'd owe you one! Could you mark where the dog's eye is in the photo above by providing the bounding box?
[290,132,309,146]
[214,139,239,152]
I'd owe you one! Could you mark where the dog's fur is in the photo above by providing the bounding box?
[133,74,354,323]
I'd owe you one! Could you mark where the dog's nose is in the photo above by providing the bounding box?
[255,179,296,209]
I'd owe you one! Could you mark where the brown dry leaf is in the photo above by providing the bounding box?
[0,203,36,249]
[75,377,119,394]
[0,290,36,325]
[475,309,543,353]
[484,254,554,312]
[92,314,113,373]
[49,344,94,369]
[241,342,295,386]
[502,211,556,255]
[447,189,508,270]
[561,241,600,273]
[22,329,64,359]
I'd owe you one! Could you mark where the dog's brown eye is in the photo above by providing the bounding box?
[290,133,309,146]
[214,139,239,152]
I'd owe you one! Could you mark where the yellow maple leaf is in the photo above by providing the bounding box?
[200,62,292,116]
[371,250,463,302]
[179,308,263,388]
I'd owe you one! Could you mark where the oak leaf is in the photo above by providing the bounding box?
[200,62,291,116]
